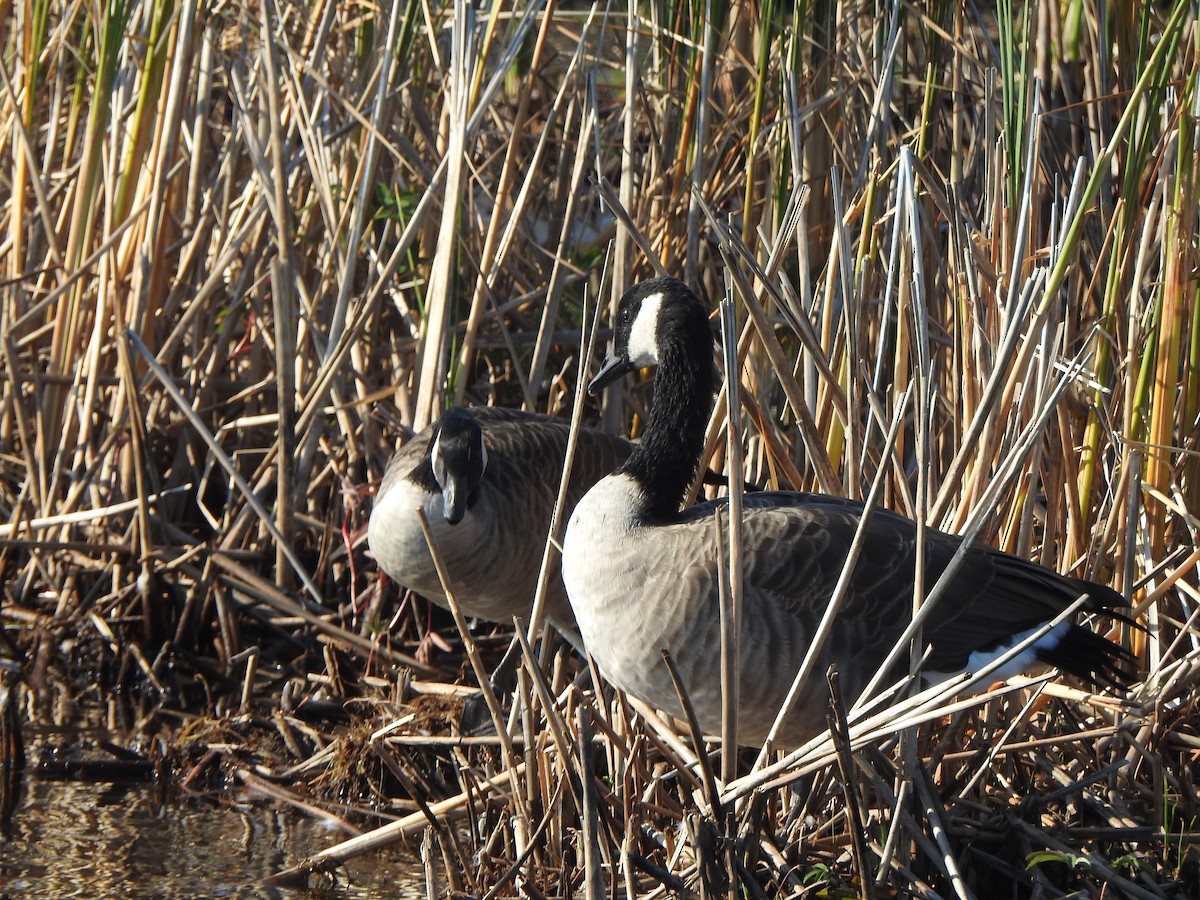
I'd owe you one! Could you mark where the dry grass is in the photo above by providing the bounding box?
[2,0,1199,896]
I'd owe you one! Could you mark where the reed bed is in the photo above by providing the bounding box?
[2,0,1199,896]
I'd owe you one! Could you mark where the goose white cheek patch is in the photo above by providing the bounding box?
[431,432,445,484]
[626,292,664,367]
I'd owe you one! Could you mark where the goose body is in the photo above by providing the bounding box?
[369,406,632,644]
[562,277,1130,747]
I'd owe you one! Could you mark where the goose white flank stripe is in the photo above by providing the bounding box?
[562,276,1132,748]
[369,406,632,646]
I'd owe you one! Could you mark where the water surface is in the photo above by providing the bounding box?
[1,775,426,899]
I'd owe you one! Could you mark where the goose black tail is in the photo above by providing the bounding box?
[1035,623,1137,689]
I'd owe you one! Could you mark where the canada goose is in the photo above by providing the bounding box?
[562,277,1131,748]
[369,406,633,645]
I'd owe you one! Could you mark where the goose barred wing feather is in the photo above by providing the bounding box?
[625,496,1130,744]
[476,409,633,505]
[673,494,1129,686]
[610,506,908,745]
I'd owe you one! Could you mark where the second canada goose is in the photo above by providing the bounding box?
[369,406,632,646]
[562,277,1131,748]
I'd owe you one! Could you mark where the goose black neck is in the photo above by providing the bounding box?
[407,442,439,493]
[621,318,716,521]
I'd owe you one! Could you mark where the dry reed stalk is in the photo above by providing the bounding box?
[268,761,528,886]
[2,1,1198,896]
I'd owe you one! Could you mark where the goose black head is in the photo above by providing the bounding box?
[430,407,488,524]
[589,277,711,395]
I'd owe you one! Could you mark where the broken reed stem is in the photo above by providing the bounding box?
[6,4,1199,897]
[826,666,874,900]
[420,829,439,900]
[718,288,743,776]
[415,509,522,776]
[529,286,603,652]
[267,763,527,886]
[576,706,605,900]
[370,738,471,894]
[511,618,584,806]
[748,387,909,770]
[269,259,296,593]
[660,648,723,819]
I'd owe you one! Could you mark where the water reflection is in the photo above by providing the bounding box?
[0,777,426,898]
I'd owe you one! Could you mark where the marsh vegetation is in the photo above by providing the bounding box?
[2,0,1199,895]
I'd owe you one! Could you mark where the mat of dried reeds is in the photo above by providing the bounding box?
[2,1,1199,896]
